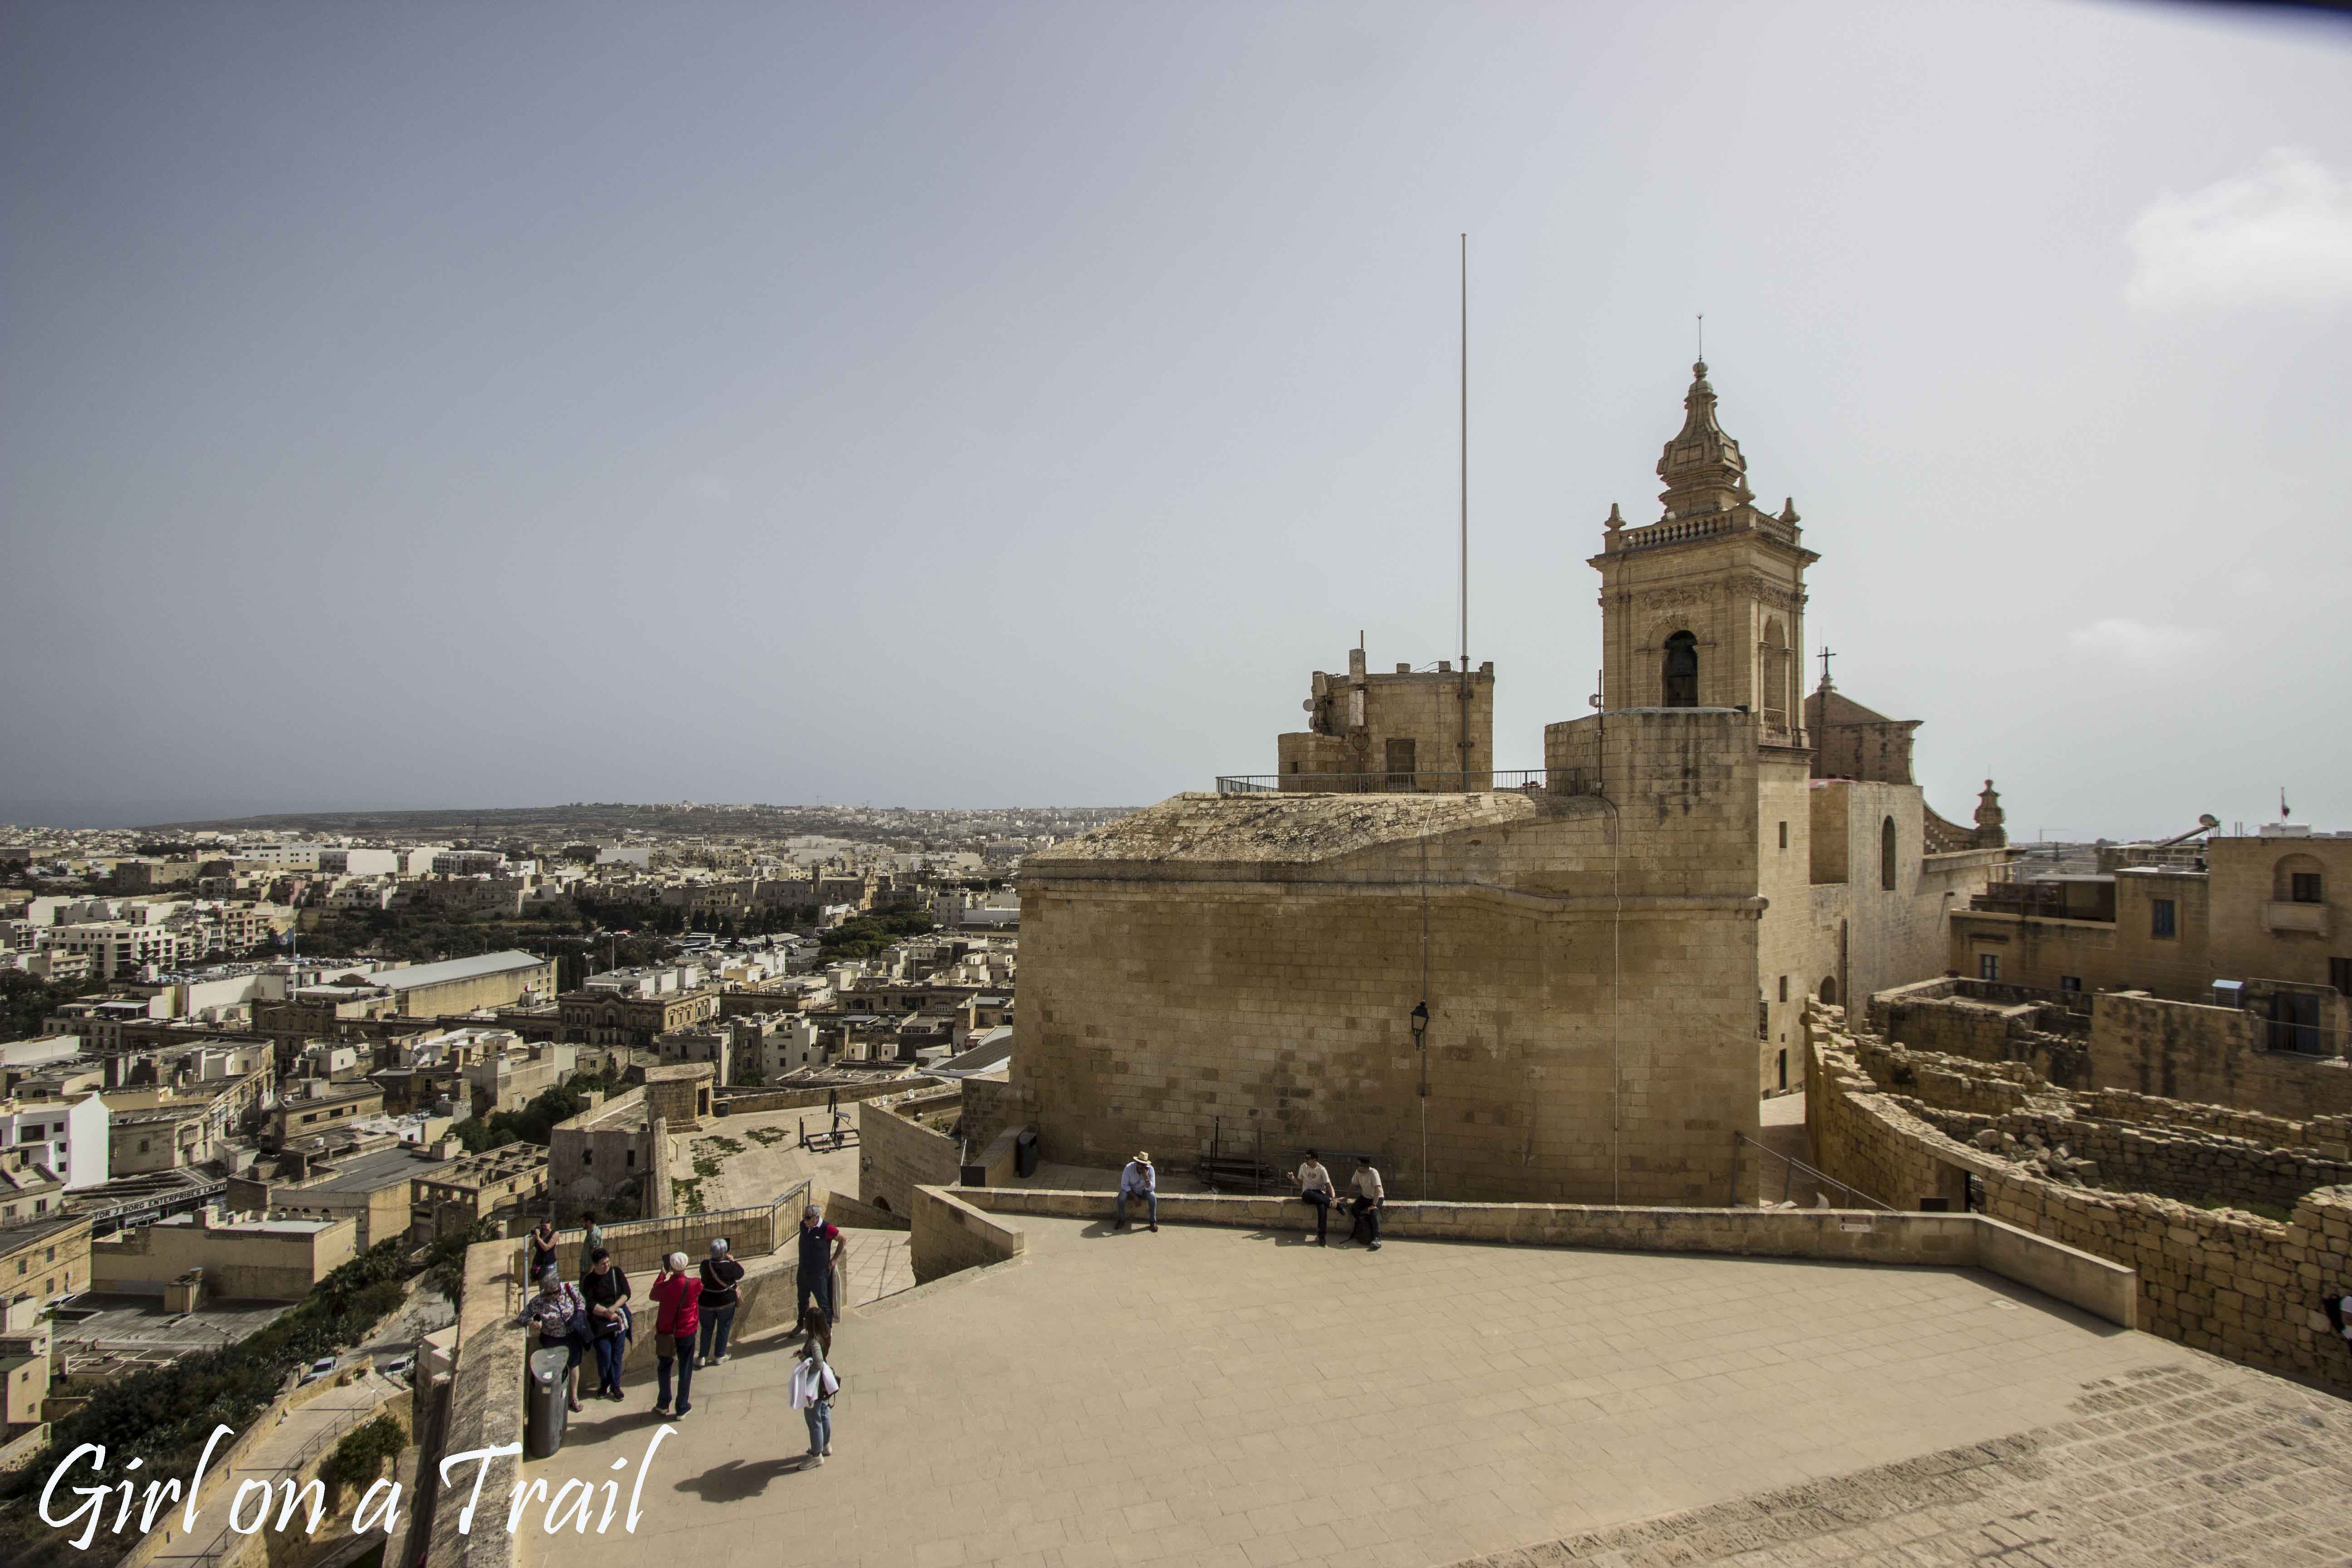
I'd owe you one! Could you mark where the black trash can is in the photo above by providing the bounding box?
[1015,1128,1039,1178]
[525,1345,571,1459]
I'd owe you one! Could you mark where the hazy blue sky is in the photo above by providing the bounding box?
[4,1,2347,835]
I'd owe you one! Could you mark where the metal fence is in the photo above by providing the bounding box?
[1733,1132,1893,1211]
[1215,768,1556,795]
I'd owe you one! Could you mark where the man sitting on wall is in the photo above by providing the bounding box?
[1115,1151,1158,1232]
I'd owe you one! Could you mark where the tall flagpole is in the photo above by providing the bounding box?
[1458,234,1470,786]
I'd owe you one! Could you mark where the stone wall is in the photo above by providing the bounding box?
[1993,1110,2352,1215]
[857,1086,963,1217]
[1807,1005,2352,1394]
[908,1184,1027,1284]
[2082,1088,2319,1151]
[1025,712,1773,1206]
[958,1074,1013,1152]
[941,1186,2136,1329]
[1870,976,2089,1086]
[2090,990,2352,1120]
[713,1075,938,1117]
[544,1087,658,1223]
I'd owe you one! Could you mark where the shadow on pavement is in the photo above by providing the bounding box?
[671,1453,817,1503]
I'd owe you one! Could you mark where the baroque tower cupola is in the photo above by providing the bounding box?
[1656,360,1754,519]
[1589,359,1818,739]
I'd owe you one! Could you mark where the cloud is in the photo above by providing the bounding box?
[2126,148,2352,312]
[2067,618,2215,669]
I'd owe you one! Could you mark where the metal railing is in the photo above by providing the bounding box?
[163,1385,386,1566]
[1734,1132,1894,1211]
[1215,768,1553,795]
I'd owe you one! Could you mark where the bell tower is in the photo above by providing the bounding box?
[1590,360,1818,743]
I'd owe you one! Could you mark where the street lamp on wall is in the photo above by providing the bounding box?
[1411,1001,1430,1098]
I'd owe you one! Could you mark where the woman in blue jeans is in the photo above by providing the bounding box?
[696,1237,745,1366]
[793,1305,835,1463]
[578,1248,632,1399]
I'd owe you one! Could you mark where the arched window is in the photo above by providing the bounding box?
[1661,630,1699,707]
[1818,976,1838,1004]
[2275,853,2325,904]
[1881,816,1897,891]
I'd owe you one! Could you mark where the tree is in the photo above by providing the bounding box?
[320,1415,408,1511]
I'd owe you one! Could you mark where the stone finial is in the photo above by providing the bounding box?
[1779,496,1800,524]
[1975,779,2008,848]
[1605,501,1624,531]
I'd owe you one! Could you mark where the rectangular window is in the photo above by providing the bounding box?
[1778,975,1789,1003]
[2060,976,2082,993]
[2332,957,2352,996]
[1778,821,1788,850]
[2292,872,2324,904]
[1979,953,2001,981]
[2151,899,2177,939]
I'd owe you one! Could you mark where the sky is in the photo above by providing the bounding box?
[3,1,2348,837]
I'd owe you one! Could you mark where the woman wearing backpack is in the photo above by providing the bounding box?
[790,1304,837,1463]
[515,1267,592,1412]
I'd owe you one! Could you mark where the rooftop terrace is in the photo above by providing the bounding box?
[515,1211,2352,1567]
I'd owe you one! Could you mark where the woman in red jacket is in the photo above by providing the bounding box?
[648,1251,703,1419]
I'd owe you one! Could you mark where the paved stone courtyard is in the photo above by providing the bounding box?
[519,1214,2352,1568]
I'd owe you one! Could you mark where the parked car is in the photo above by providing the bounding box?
[299,1357,336,1385]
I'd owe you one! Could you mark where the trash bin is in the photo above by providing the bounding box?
[525,1346,571,1459]
[1015,1128,1039,1179]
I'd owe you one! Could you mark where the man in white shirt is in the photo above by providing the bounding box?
[1347,1156,1385,1250]
[1296,1150,1335,1246]
[1116,1151,1158,1232]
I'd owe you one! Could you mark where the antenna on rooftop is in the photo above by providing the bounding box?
[1697,312,1703,361]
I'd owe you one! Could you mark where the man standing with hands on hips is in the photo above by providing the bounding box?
[797,1203,845,1329]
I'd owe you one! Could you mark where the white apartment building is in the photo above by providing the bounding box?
[1,1093,111,1190]
[46,921,198,979]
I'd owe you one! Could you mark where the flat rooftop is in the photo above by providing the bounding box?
[371,950,545,991]
[518,1215,2352,1567]
[295,1144,441,1193]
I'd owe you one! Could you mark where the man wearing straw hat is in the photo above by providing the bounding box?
[1115,1151,1158,1232]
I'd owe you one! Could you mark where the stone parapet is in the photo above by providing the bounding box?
[940,1186,2136,1328]
[909,1185,1026,1283]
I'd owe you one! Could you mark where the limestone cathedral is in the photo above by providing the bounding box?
[1010,361,2012,1206]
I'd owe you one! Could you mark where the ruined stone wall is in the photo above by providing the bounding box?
[1849,1036,2352,1215]
[2091,990,2352,1120]
[1807,1006,2352,1394]
[2082,1088,2310,1149]
[1870,978,2090,1086]
[1881,993,2014,1058]
[1987,1110,2352,1215]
